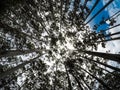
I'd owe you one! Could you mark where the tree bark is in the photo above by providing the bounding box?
[96,65,120,77]
[100,23,120,33]
[74,69,92,90]
[0,21,43,42]
[65,65,73,90]
[70,71,84,90]
[85,0,99,21]
[0,49,47,58]
[98,36,120,43]
[82,57,120,72]
[80,76,92,90]
[80,67,112,90]
[0,55,40,79]
[104,31,120,37]
[0,68,29,89]
[65,0,70,12]
[105,10,120,21]
[82,50,120,63]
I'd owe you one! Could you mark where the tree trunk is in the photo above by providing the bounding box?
[97,36,120,43]
[74,69,92,90]
[65,65,73,90]
[104,31,120,37]
[70,71,84,90]
[96,65,120,77]
[85,0,99,20]
[80,76,92,90]
[100,23,120,33]
[21,4,51,36]
[80,67,112,90]
[0,21,43,42]
[105,10,120,21]
[85,0,114,25]
[0,55,40,79]
[82,57,120,72]
[65,0,70,12]
[82,50,120,63]
[0,49,46,58]
[48,0,55,20]
[0,68,29,89]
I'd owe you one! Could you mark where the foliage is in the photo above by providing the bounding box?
[0,0,120,90]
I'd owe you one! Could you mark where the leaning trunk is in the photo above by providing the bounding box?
[82,56,120,72]
[65,65,73,90]
[85,0,113,25]
[82,50,120,63]
[70,71,84,90]
[0,49,46,58]
[0,55,40,79]
[80,67,112,90]
[85,0,99,20]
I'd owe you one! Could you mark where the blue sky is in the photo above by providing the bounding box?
[87,0,120,33]
[68,0,120,52]
[87,0,109,33]
[88,0,120,66]
[68,0,120,36]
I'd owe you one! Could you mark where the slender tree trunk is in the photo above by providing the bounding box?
[0,55,40,79]
[79,67,112,90]
[76,56,120,72]
[53,81,56,90]
[97,31,120,39]
[74,69,92,90]
[104,31,120,37]
[85,58,120,77]
[70,71,84,90]
[100,23,120,33]
[85,0,99,21]
[96,65,120,77]
[98,36,120,43]
[65,65,73,90]
[85,0,114,25]
[82,50,120,63]
[94,10,120,30]
[0,21,43,42]
[105,10,120,21]
[80,76,92,90]
[39,14,51,36]
[48,0,55,20]
[82,57,120,72]
[0,49,46,58]
[65,0,70,12]
[0,68,29,89]
[25,2,51,36]
[60,0,63,27]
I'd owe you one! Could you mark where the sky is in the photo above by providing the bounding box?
[87,0,110,32]
[89,0,120,67]
[68,0,120,68]
[89,0,120,52]
[86,0,120,87]
[88,0,120,32]
[68,0,120,59]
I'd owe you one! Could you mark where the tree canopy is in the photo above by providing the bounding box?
[0,0,120,90]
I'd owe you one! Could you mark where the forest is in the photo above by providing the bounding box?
[0,0,120,90]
